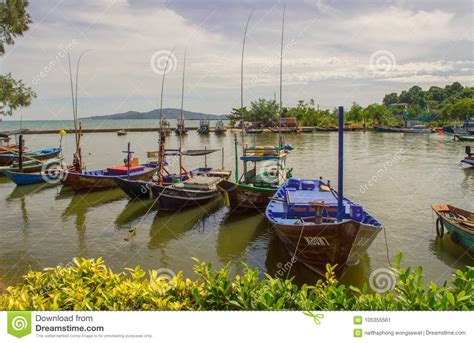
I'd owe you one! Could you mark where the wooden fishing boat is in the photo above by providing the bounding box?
[218,7,292,212]
[3,168,65,186]
[315,126,337,132]
[245,127,263,134]
[267,106,384,275]
[266,177,383,274]
[461,146,474,167]
[115,166,212,199]
[454,134,474,142]
[62,162,157,192]
[301,127,314,133]
[197,119,210,134]
[432,204,474,251]
[217,143,291,211]
[214,120,227,135]
[0,147,61,166]
[0,157,63,177]
[374,125,431,133]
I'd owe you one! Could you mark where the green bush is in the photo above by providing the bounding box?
[0,255,472,310]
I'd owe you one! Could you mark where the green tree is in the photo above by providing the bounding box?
[443,98,474,121]
[364,103,391,125]
[382,92,398,106]
[0,0,36,116]
[249,98,279,123]
[346,102,363,123]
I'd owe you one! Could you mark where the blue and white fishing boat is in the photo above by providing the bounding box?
[266,107,383,275]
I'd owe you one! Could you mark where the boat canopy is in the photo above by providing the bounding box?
[240,146,288,162]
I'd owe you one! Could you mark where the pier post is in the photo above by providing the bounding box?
[337,106,344,222]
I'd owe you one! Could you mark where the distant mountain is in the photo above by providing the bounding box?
[86,108,227,120]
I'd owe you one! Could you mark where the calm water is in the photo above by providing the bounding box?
[0,129,473,291]
[0,118,228,131]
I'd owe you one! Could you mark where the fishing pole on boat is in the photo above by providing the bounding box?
[240,9,254,151]
[179,48,187,182]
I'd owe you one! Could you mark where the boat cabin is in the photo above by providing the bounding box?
[240,146,288,188]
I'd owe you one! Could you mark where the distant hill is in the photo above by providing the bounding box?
[87,108,227,120]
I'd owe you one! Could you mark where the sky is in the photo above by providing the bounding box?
[1,0,473,120]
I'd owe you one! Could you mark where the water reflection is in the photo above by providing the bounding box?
[7,183,58,200]
[148,198,223,250]
[217,212,267,262]
[428,234,474,269]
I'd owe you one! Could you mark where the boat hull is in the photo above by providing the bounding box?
[456,135,474,142]
[374,125,431,133]
[0,148,61,166]
[3,170,48,185]
[0,157,62,176]
[432,204,474,251]
[217,179,276,211]
[272,220,381,274]
[62,167,157,192]
[157,185,220,210]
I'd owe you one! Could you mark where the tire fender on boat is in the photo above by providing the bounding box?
[436,217,444,238]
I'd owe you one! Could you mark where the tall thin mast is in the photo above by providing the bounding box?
[279,4,285,147]
[179,48,187,180]
[158,48,175,184]
[241,10,254,147]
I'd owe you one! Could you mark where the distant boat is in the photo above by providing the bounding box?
[245,127,263,134]
[432,204,474,251]
[301,127,314,133]
[373,125,431,133]
[214,120,227,135]
[454,135,474,142]
[315,126,337,132]
[197,119,210,134]
[266,177,383,274]
[117,129,127,136]
[461,146,474,167]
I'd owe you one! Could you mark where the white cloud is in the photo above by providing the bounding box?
[2,0,472,119]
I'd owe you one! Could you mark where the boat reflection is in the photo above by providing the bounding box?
[147,198,223,250]
[7,182,58,200]
[429,234,474,269]
[62,188,125,220]
[115,198,158,226]
[216,212,268,263]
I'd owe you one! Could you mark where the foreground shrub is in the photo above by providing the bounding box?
[0,256,472,310]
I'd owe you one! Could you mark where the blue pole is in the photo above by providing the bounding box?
[337,106,344,222]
